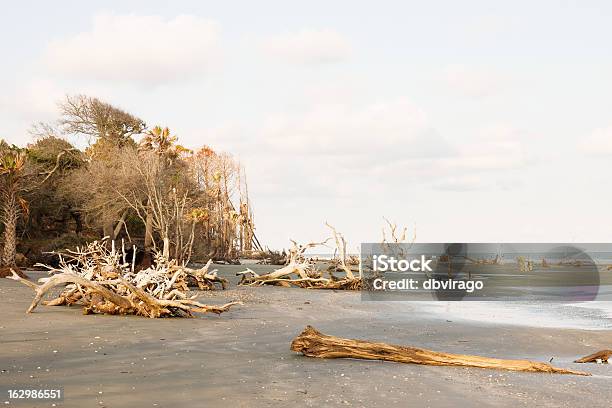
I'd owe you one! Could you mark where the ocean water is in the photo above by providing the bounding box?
[419,301,612,330]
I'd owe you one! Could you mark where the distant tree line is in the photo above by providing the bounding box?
[0,95,259,272]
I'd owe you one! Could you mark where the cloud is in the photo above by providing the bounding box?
[1,78,62,120]
[0,77,66,144]
[186,100,532,198]
[442,64,506,98]
[43,13,221,85]
[442,125,533,170]
[580,126,612,156]
[260,99,434,156]
[260,29,351,64]
[433,176,490,192]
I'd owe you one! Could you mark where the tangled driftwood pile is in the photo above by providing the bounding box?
[291,326,591,376]
[8,240,239,318]
[238,223,362,290]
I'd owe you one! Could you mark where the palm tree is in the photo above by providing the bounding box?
[0,147,28,267]
[139,126,177,156]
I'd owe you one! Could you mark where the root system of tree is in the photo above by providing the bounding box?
[238,225,362,290]
[290,326,590,376]
[8,239,239,318]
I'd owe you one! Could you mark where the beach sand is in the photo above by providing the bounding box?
[1,266,611,407]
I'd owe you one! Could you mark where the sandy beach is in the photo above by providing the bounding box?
[1,266,611,408]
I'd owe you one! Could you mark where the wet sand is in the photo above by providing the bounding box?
[1,266,611,407]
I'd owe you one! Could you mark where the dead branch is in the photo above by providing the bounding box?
[325,222,355,279]
[291,326,590,376]
[381,218,416,258]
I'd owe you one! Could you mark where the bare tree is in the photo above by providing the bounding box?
[58,95,146,241]
[114,148,195,264]
[65,144,131,241]
[58,95,146,147]
[186,148,257,260]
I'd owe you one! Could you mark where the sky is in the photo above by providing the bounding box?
[1,1,612,249]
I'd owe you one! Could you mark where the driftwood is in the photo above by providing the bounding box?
[7,239,240,318]
[184,259,228,290]
[291,326,590,376]
[253,249,287,265]
[325,222,356,280]
[238,233,362,290]
[238,223,363,289]
[239,238,325,287]
[574,350,612,363]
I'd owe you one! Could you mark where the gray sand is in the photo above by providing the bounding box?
[0,266,611,407]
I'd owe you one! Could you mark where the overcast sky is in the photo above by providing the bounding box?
[1,1,612,249]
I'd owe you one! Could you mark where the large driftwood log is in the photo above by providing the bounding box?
[290,326,590,376]
[574,350,612,363]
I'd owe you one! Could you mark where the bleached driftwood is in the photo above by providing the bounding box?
[184,259,229,290]
[9,270,238,317]
[325,222,355,279]
[239,238,326,287]
[380,218,416,259]
[238,231,362,290]
[291,326,590,376]
[8,239,240,318]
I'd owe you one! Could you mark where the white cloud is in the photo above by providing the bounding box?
[187,101,532,198]
[2,78,62,119]
[580,126,612,155]
[43,13,221,84]
[442,64,506,98]
[433,176,490,191]
[260,29,351,64]
[0,77,65,144]
[442,125,533,171]
[260,99,434,156]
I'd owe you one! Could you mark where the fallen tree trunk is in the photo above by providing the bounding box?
[574,350,611,363]
[290,326,590,376]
